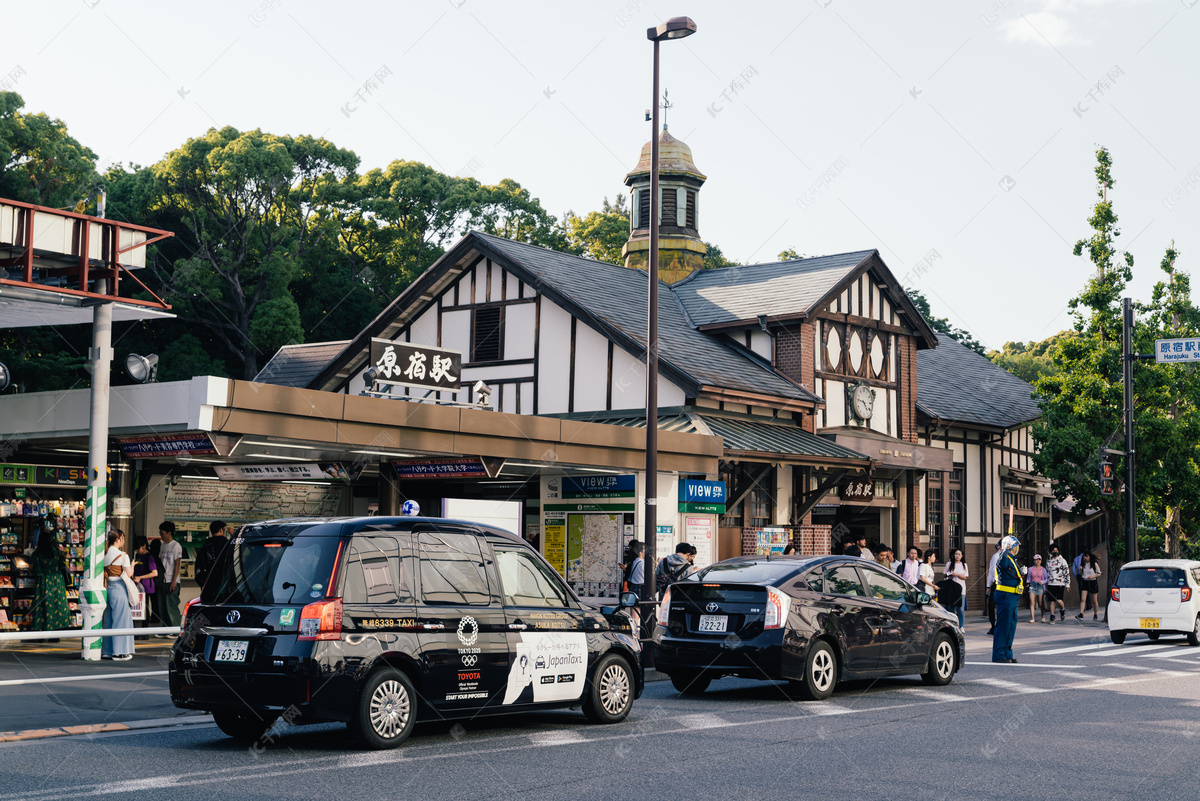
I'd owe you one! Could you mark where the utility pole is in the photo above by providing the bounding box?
[1121,297,1138,563]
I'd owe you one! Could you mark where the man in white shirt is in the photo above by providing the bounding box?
[986,541,1003,635]
[157,521,183,630]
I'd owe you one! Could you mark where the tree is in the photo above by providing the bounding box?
[472,178,569,250]
[564,195,628,264]
[777,248,806,261]
[1032,146,1132,558]
[906,288,986,355]
[987,333,1068,384]
[703,241,737,269]
[149,127,359,379]
[0,92,99,209]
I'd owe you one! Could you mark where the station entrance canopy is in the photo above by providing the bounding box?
[0,197,173,325]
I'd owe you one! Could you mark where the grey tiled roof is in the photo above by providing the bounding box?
[673,251,875,327]
[475,233,820,404]
[916,333,1041,429]
[254,341,350,388]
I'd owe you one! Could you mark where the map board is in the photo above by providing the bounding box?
[164,479,343,523]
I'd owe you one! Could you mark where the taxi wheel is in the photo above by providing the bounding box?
[212,710,278,742]
[668,671,711,695]
[795,640,837,701]
[349,667,416,750]
[1110,630,1126,644]
[921,633,956,686]
[1188,617,1200,647]
[1147,631,1161,641]
[583,654,634,724]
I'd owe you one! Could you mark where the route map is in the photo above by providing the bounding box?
[566,513,620,590]
[164,479,343,523]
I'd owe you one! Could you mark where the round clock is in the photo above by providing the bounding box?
[851,384,875,421]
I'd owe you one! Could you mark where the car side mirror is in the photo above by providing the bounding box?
[619,591,639,608]
[916,592,932,606]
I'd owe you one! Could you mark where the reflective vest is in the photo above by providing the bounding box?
[994,552,1024,594]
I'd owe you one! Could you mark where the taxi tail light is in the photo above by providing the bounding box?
[764,587,791,630]
[657,587,672,626]
[298,598,342,641]
[1183,587,1192,603]
[181,597,201,630]
[1111,587,1120,603]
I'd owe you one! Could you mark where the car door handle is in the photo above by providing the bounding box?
[421,623,445,631]
[508,622,528,631]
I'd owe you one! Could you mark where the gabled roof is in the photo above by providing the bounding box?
[673,250,873,327]
[916,333,1041,429]
[308,230,821,406]
[254,341,350,388]
[672,249,941,349]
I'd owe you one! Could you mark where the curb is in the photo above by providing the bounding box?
[0,714,212,743]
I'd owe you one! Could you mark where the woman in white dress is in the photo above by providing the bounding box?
[102,529,135,660]
[918,549,940,598]
[943,548,969,627]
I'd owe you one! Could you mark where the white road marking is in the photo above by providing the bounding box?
[973,677,1047,694]
[674,713,728,730]
[898,687,965,701]
[805,702,852,716]
[1026,642,1130,655]
[0,670,166,687]
[1082,644,1177,656]
[528,730,588,746]
[965,662,1068,668]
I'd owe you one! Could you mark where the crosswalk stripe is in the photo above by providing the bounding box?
[674,713,728,730]
[806,701,852,716]
[1082,644,1177,656]
[973,677,1048,694]
[1027,642,1130,655]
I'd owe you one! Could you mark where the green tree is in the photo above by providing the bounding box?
[0,92,98,209]
[473,177,569,250]
[149,127,359,379]
[987,333,1069,384]
[703,241,737,269]
[777,248,806,260]
[906,288,986,355]
[1032,146,1132,557]
[564,195,628,264]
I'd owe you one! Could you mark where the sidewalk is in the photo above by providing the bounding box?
[0,638,205,741]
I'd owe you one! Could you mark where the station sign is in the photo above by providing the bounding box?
[119,433,218,458]
[369,338,461,390]
[1155,338,1200,363]
[394,458,488,479]
[839,477,876,501]
[213,463,347,481]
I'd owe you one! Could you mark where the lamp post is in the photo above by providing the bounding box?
[643,16,696,608]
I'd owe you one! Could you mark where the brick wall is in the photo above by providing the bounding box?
[740,525,833,556]
[770,323,817,433]
[897,336,918,443]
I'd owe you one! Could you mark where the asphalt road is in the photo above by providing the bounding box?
[2,619,1199,801]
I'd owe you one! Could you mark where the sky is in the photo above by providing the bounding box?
[5,0,1199,351]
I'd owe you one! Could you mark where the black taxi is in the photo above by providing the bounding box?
[169,517,643,749]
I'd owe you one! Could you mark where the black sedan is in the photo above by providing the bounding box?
[653,555,964,700]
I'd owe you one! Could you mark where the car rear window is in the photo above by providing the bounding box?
[203,535,342,605]
[1117,567,1187,588]
[692,560,812,585]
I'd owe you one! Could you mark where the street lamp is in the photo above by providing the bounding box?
[124,353,159,383]
[643,16,696,607]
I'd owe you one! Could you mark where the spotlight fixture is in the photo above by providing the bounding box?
[125,353,159,383]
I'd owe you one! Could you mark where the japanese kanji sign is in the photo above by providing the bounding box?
[1155,338,1200,364]
[368,338,462,390]
[839,477,876,501]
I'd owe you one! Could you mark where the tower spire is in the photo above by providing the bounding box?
[661,89,672,130]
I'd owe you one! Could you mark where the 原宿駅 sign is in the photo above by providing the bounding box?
[369,338,461,391]
[1155,338,1200,363]
[839,477,875,501]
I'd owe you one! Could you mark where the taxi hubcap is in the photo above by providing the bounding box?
[812,650,833,691]
[599,664,630,715]
[936,642,954,677]
[370,679,410,739]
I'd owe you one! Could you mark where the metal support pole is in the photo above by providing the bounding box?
[643,38,661,607]
[82,193,112,661]
[1122,297,1138,563]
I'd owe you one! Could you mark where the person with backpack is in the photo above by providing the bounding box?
[194,521,229,589]
[622,540,644,598]
[656,542,694,599]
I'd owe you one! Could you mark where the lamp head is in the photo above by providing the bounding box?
[0,361,10,392]
[648,16,696,41]
[125,353,159,384]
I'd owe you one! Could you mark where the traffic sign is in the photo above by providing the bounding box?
[1155,338,1200,363]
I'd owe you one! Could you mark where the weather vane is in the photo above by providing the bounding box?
[661,89,673,130]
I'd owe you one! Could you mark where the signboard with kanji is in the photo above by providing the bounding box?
[839,477,876,501]
[1155,338,1200,363]
[369,338,461,390]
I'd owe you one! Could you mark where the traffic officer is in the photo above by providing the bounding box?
[992,535,1024,663]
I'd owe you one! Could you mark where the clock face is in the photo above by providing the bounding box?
[852,385,874,421]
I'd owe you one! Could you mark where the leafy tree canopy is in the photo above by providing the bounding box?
[906,288,986,355]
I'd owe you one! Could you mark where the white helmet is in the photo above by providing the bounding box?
[1000,535,1019,550]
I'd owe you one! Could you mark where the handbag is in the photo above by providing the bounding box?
[108,554,143,608]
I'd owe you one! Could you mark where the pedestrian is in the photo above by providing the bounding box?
[782,542,796,555]
[1045,545,1070,623]
[985,541,1003,635]
[622,540,644,598]
[1026,555,1049,623]
[157,521,183,632]
[875,545,894,569]
[194,520,229,589]
[1076,552,1103,620]
[102,528,135,661]
[30,530,70,638]
[918,549,940,596]
[890,548,903,574]
[991,535,1024,663]
[656,542,694,599]
[855,535,873,561]
[899,546,921,584]
[132,535,159,637]
[843,538,862,557]
[943,548,969,628]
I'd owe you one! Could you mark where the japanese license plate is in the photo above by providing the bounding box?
[698,615,728,633]
[1139,618,1161,629]
[214,640,249,662]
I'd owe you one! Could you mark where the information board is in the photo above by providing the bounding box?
[163,479,342,523]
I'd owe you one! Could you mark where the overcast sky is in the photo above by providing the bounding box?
[6,0,1198,350]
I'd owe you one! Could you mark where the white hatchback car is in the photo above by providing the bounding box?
[1108,559,1200,645]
